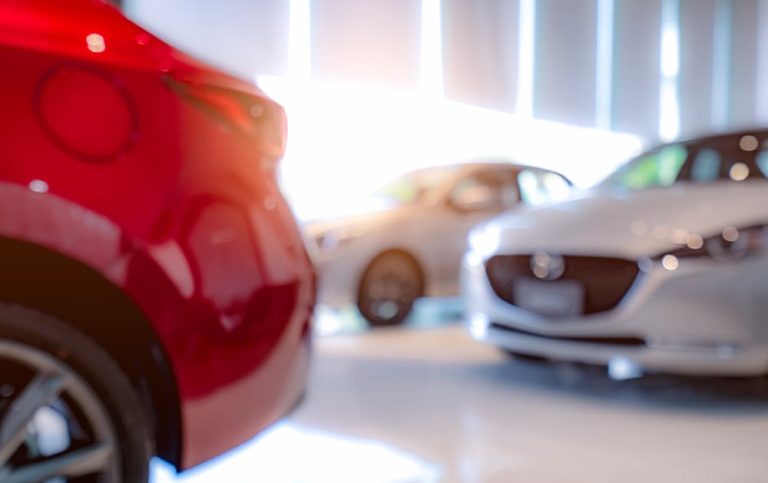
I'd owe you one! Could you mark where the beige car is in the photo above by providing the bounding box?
[305,162,572,326]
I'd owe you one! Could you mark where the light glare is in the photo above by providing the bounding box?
[420,0,443,97]
[608,356,643,380]
[287,0,311,78]
[595,0,615,129]
[469,225,501,258]
[86,33,106,53]
[658,0,680,141]
[28,179,49,193]
[729,163,749,181]
[739,135,759,152]
[686,234,704,249]
[722,226,739,242]
[662,254,679,271]
[258,75,642,221]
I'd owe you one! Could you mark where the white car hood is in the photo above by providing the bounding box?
[491,182,768,258]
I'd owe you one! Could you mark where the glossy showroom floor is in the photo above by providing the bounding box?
[152,302,768,483]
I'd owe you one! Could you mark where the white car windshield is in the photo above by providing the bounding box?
[600,133,768,190]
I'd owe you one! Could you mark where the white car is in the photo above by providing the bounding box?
[464,130,768,377]
[306,162,572,326]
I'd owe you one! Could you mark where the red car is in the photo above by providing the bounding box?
[0,0,314,481]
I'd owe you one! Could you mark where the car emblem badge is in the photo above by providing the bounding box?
[530,252,565,280]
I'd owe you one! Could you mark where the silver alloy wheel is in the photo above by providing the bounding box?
[0,340,120,482]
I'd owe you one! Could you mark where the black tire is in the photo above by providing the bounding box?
[356,251,424,327]
[0,304,153,482]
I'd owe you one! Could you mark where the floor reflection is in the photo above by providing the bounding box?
[151,423,440,482]
[154,305,768,482]
[294,324,768,482]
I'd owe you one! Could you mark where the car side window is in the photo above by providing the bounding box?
[449,170,519,212]
[689,148,721,182]
[686,149,764,182]
[518,169,571,205]
[755,151,768,177]
[609,144,687,189]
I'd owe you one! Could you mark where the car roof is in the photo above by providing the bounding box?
[429,160,563,175]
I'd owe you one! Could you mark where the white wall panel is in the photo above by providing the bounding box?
[125,0,290,79]
[310,0,422,89]
[729,0,760,128]
[678,0,716,136]
[441,0,519,111]
[612,0,662,140]
[534,0,598,128]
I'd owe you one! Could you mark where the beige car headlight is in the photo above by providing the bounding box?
[313,227,367,253]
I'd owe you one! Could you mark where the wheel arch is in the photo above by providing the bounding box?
[0,235,182,468]
[359,247,427,296]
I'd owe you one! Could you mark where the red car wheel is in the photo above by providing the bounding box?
[0,305,152,482]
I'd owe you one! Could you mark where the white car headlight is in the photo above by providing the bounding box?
[657,223,768,264]
[468,224,502,258]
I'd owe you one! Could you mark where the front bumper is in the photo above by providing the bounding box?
[463,251,768,376]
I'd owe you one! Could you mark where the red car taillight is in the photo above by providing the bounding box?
[163,75,287,161]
